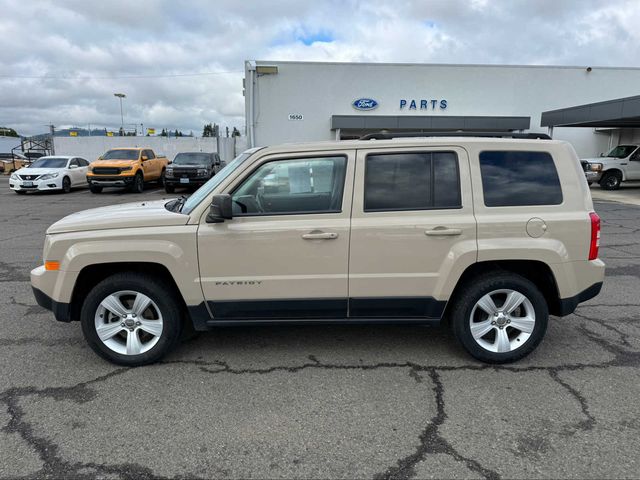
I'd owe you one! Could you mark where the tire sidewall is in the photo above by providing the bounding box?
[80,274,182,366]
[452,274,548,363]
[62,176,71,193]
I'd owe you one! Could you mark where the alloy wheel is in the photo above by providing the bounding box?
[469,289,536,353]
[94,290,163,355]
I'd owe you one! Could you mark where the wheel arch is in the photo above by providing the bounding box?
[443,260,562,322]
[602,168,625,181]
[69,262,187,323]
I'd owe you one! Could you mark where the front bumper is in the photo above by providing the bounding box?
[165,176,208,187]
[33,287,70,322]
[10,177,63,192]
[585,171,602,183]
[87,175,135,187]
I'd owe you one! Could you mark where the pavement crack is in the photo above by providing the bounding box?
[548,369,595,434]
[373,369,500,480]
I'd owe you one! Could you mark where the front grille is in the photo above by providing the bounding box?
[172,168,199,178]
[92,167,121,175]
[19,174,40,180]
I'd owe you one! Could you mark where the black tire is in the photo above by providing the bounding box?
[158,169,166,187]
[165,184,175,194]
[587,181,593,186]
[62,176,71,193]
[599,171,622,190]
[80,272,183,366]
[130,172,144,193]
[450,272,549,364]
[89,185,103,193]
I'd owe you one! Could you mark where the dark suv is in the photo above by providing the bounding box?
[165,152,225,193]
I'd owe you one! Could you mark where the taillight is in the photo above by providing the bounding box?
[589,212,601,260]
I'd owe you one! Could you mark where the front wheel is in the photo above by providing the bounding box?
[62,176,71,193]
[130,172,144,193]
[450,272,548,363]
[600,171,622,190]
[80,273,182,366]
[165,184,175,194]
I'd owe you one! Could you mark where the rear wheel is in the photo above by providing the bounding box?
[89,185,103,193]
[130,172,144,193]
[600,171,622,190]
[80,273,182,366]
[450,272,548,363]
[62,176,71,193]
[158,169,166,187]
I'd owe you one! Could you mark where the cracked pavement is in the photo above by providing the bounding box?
[1,177,639,479]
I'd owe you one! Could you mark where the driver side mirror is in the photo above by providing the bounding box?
[206,194,233,223]
[69,164,78,169]
[141,155,148,161]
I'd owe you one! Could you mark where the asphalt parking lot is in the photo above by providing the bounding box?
[1,177,639,479]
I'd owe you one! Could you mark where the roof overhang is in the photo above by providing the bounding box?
[541,95,640,128]
[331,115,530,131]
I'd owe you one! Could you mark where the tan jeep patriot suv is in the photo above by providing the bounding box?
[31,134,605,366]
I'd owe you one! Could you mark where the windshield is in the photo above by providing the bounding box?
[605,145,638,158]
[173,153,212,165]
[181,148,261,214]
[102,149,140,160]
[29,157,68,169]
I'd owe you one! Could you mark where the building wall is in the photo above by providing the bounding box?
[246,61,640,157]
[52,136,242,162]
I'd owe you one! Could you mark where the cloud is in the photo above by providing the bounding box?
[1,0,640,135]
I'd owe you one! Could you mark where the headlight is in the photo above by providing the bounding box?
[197,168,208,176]
[589,163,603,172]
[166,167,173,175]
[10,173,18,180]
[39,172,59,180]
[120,166,133,172]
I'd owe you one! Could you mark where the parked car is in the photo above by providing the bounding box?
[86,148,168,193]
[581,144,640,190]
[31,135,604,366]
[10,156,90,194]
[164,152,225,193]
[0,152,28,174]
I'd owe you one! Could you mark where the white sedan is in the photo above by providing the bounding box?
[9,156,90,194]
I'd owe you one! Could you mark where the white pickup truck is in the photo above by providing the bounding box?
[582,144,640,190]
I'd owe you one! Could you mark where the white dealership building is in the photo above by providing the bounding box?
[244,60,640,157]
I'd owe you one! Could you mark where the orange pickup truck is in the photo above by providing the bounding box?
[87,148,168,193]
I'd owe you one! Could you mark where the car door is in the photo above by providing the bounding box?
[197,150,355,321]
[77,158,90,185]
[627,148,640,180]
[348,146,477,319]
[68,158,84,185]
[142,149,158,179]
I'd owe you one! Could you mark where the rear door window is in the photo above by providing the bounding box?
[364,151,461,211]
[479,151,562,207]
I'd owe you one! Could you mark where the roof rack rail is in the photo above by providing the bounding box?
[358,131,552,140]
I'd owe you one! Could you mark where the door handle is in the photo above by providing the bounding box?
[425,227,462,237]
[302,231,339,240]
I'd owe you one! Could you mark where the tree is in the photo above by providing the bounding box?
[232,127,241,137]
[160,128,168,137]
[0,127,19,137]
[202,123,214,137]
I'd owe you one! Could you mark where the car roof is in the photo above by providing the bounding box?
[256,137,568,155]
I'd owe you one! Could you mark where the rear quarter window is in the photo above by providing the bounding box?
[479,151,563,207]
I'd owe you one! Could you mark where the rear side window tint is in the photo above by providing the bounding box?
[479,151,562,207]
[364,151,461,211]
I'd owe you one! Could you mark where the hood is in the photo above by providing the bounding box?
[582,156,617,163]
[15,167,64,176]
[91,159,139,167]
[47,199,188,234]
[170,164,206,168]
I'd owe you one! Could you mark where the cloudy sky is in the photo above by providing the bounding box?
[2,0,640,136]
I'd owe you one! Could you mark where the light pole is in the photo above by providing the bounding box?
[113,93,126,132]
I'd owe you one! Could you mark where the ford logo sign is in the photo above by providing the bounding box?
[352,98,378,110]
